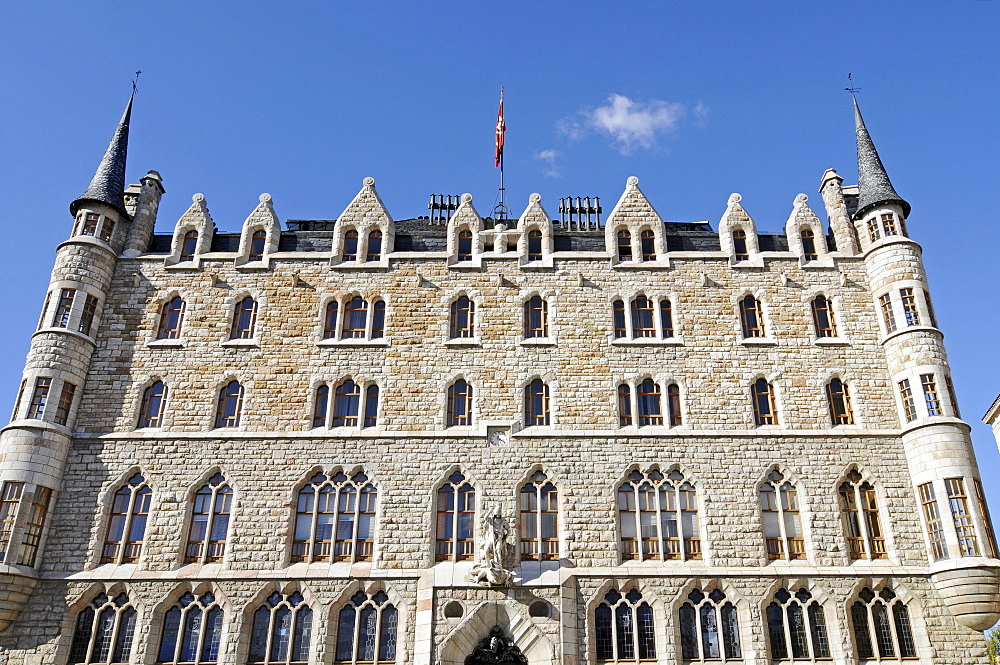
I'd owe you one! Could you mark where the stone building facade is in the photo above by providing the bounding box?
[0,96,997,664]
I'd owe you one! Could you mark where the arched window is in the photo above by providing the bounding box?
[667,384,682,427]
[333,381,360,427]
[594,588,656,662]
[618,468,700,561]
[826,378,854,425]
[765,587,831,660]
[312,385,329,427]
[732,229,749,260]
[436,471,475,561]
[612,300,627,338]
[157,591,224,664]
[371,300,385,339]
[138,381,167,428]
[752,378,777,426]
[679,588,741,661]
[616,229,632,261]
[446,379,473,427]
[450,296,475,338]
[185,473,232,564]
[323,301,338,339]
[526,229,543,261]
[247,591,313,664]
[759,469,804,560]
[839,470,886,560]
[636,379,662,426]
[799,228,817,261]
[180,230,198,261]
[231,297,258,339]
[158,297,186,339]
[631,296,655,338]
[524,379,550,426]
[810,296,836,338]
[850,587,917,660]
[101,473,152,564]
[519,471,557,560]
[215,381,244,428]
[68,592,138,665]
[249,230,267,261]
[867,217,881,243]
[523,296,548,338]
[364,385,379,428]
[739,295,765,338]
[342,229,358,261]
[334,590,398,664]
[640,229,656,261]
[659,299,674,338]
[293,470,376,563]
[457,229,473,261]
[617,384,632,427]
[342,297,368,339]
[366,229,382,261]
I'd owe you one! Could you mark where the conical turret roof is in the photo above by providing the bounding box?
[854,97,910,219]
[70,94,133,218]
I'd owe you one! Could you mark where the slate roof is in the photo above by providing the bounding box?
[854,97,910,219]
[71,95,133,219]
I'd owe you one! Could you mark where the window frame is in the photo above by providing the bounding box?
[751,378,778,426]
[435,471,476,562]
[618,468,701,562]
[765,587,832,660]
[158,297,186,340]
[594,588,657,663]
[523,296,548,338]
[215,381,244,429]
[739,295,765,338]
[180,230,199,261]
[333,590,398,664]
[291,470,376,564]
[449,296,475,339]
[184,473,233,564]
[101,473,153,564]
[247,591,313,665]
[519,471,558,561]
[679,587,742,663]
[446,379,473,427]
[849,587,918,661]
[826,378,854,426]
[366,229,383,262]
[156,590,225,665]
[230,297,258,340]
[839,471,887,560]
[523,379,550,427]
[810,295,837,338]
[759,469,805,561]
[68,592,139,665]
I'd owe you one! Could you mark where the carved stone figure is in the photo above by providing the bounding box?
[468,506,513,586]
[464,625,528,665]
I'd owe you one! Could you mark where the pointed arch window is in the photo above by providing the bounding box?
[249,230,267,261]
[101,473,152,564]
[158,297,186,339]
[839,470,886,560]
[850,587,917,661]
[594,588,656,662]
[436,471,475,561]
[526,229,543,261]
[739,295,765,338]
[519,471,558,560]
[248,591,313,665]
[450,296,475,338]
[524,379,550,426]
[180,230,198,261]
[799,228,817,261]
[215,381,244,428]
[765,587,831,660]
[335,590,398,664]
[759,469,804,560]
[138,381,168,428]
[68,592,138,665]
[157,591,224,664]
[523,296,548,338]
[342,229,358,261]
[810,296,836,338]
[731,229,749,260]
[447,379,473,427]
[639,229,656,261]
[752,379,777,426]
[366,229,382,261]
[293,470,376,563]
[457,229,473,262]
[826,378,854,425]
[231,297,258,339]
[185,473,232,563]
[616,229,632,261]
[618,468,700,561]
[679,587,741,662]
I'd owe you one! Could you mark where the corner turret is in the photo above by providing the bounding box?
[853,97,910,220]
[70,94,132,219]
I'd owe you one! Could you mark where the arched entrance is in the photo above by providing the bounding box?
[437,602,557,665]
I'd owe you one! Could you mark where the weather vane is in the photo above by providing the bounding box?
[132,70,142,94]
[844,72,860,96]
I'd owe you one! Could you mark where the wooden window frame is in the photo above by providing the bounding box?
[157,591,225,665]
[523,379,550,427]
[184,473,232,564]
[811,295,837,338]
[446,380,473,427]
[366,229,383,261]
[342,229,359,261]
[52,288,76,328]
[839,471,887,560]
[101,473,152,564]
[920,373,941,416]
[731,229,749,260]
[215,381,244,428]
[618,468,701,562]
[616,229,632,261]
[759,470,804,560]
[519,471,558,561]
[435,471,475,562]
[230,297,258,340]
[765,587,832,660]
[639,229,656,261]
[594,588,656,662]
[0,481,24,563]
[917,482,947,561]
[526,229,543,261]
[449,296,475,338]
[456,229,473,262]
[180,230,198,261]
[54,381,76,426]
[679,587,742,662]
[826,378,854,425]
[523,296,548,338]
[898,379,916,423]
[26,377,51,420]
[879,293,897,334]
[751,379,777,426]
[945,477,980,556]
[79,294,99,336]
[899,287,920,326]
[739,295,765,338]
[158,297,186,339]
[292,471,376,564]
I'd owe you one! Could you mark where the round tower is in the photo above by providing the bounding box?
[851,98,1000,630]
[0,95,161,629]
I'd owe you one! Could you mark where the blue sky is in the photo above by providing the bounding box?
[2,2,999,519]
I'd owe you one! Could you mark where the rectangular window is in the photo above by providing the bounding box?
[923,289,938,328]
[866,218,880,243]
[51,288,75,328]
[613,301,626,339]
[37,292,51,330]
[879,294,897,334]
[16,486,51,566]
[900,288,920,326]
[78,294,99,336]
[363,385,379,428]
[617,385,632,427]
[881,213,897,236]
[973,479,999,559]
[945,375,960,418]
[667,384,682,427]
[0,482,24,562]
[81,213,99,236]
[11,379,26,422]
[918,482,947,561]
[945,478,980,556]
[99,218,115,243]
[921,374,941,416]
[898,379,916,423]
[54,381,76,426]
[26,378,51,420]
[659,299,674,338]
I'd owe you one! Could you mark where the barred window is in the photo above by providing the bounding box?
[523,296,548,338]
[457,229,473,262]
[180,230,198,260]
[659,299,674,337]
[215,381,244,428]
[765,587,831,660]
[55,381,77,426]
[760,469,804,560]
[27,377,51,419]
[248,591,313,665]
[157,591,224,664]
[594,588,656,662]
[877,294,896,335]
[231,297,258,339]
[731,229,748,260]
[811,296,837,338]
[99,218,115,244]
[618,468,700,562]
[613,300,627,339]
[53,288,76,327]
[519,471,557,561]
[679,588,741,662]
[751,379,777,426]
[366,229,382,261]
[739,295,765,338]
[826,378,854,425]
[799,228,817,261]
[867,217,880,243]
[17,486,51,566]
[850,587,917,661]
[527,229,543,261]
[900,288,920,326]
[80,294,99,336]
[636,379,662,426]
[450,296,475,338]
[68,592,138,665]
[631,296,655,338]
[898,379,916,423]
[524,379,550,426]
[343,297,368,338]
[839,471,886,560]
[81,212,100,236]
[0,481,24,562]
[920,374,941,416]
[917,482,947,561]
[447,379,473,427]
[159,297,186,339]
[640,229,656,261]
[334,590,398,664]
[945,477,979,556]
[292,470,376,563]
[312,385,329,428]
[436,471,475,561]
[342,229,358,261]
[881,212,897,236]
[185,474,232,564]
[616,229,632,261]
[323,302,338,339]
[138,381,167,428]
[973,478,999,559]
[101,473,152,564]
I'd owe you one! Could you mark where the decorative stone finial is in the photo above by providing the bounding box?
[795,193,808,206]
[529,192,541,203]
[259,193,272,203]
[729,193,742,205]
[627,176,639,187]
[193,193,205,203]
[363,177,375,187]
[461,193,473,204]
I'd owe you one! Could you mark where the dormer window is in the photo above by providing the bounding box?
[800,228,817,261]
[99,218,115,244]
[640,230,656,261]
[732,230,749,261]
[527,229,542,261]
[616,229,632,261]
[81,213,100,236]
[343,229,358,261]
[457,229,473,262]
[248,230,266,260]
[366,230,382,261]
[180,230,198,261]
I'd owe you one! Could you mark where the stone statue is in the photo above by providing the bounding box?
[468,506,513,586]
[464,625,528,665]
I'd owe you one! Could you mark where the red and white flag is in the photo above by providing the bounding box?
[494,90,505,167]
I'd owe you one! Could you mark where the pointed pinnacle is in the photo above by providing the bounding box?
[70,93,133,218]
[853,97,910,219]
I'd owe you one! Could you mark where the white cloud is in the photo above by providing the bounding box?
[534,149,563,178]
[560,94,696,155]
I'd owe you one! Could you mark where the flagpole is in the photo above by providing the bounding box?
[499,87,505,221]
